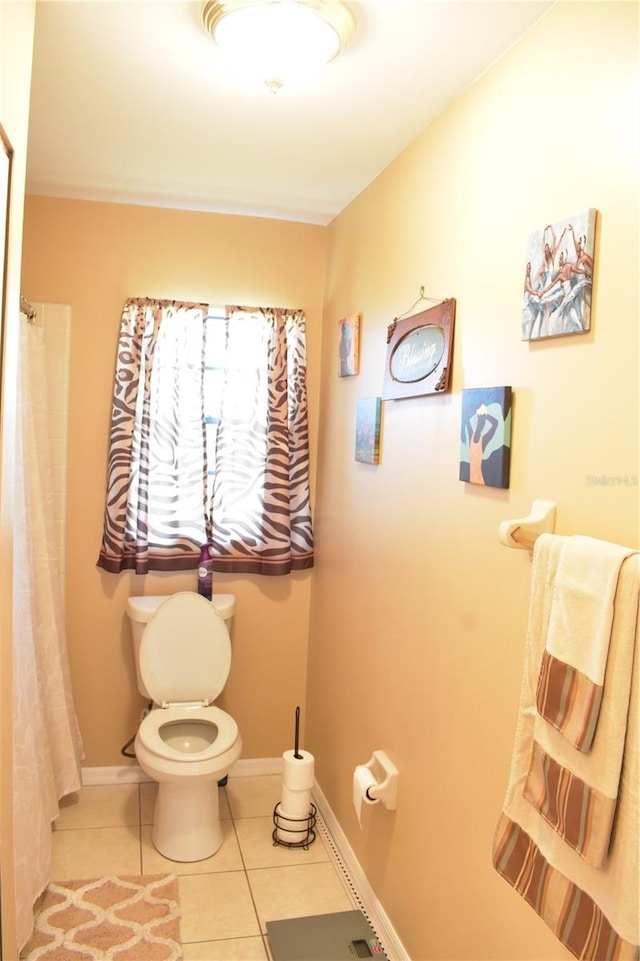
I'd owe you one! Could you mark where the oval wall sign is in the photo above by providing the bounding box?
[390,324,445,383]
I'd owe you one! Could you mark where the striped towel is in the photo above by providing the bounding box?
[523,741,617,867]
[536,535,635,752]
[493,815,639,961]
[493,534,640,961]
[524,536,638,866]
[535,648,604,752]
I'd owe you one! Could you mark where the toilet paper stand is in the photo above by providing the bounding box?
[272,710,317,850]
[361,750,398,810]
[272,801,317,849]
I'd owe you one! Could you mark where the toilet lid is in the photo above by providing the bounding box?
[139,592,231,705]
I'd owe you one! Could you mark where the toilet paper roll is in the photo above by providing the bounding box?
[353,765,379,829]
[282,749,315,791]
[279,784,312,820]
[276,749,315,845]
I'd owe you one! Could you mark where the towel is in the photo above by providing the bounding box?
[493,534,640,961]
[525,536,638,866]
[536,535,635,752]
[523,741,619,867]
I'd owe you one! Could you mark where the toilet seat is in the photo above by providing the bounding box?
[137,704,239,762]
[139,591,231,707]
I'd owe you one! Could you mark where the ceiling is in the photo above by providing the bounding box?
[26,0,553,226]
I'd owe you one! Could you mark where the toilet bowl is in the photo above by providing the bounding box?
[127,591,242,862]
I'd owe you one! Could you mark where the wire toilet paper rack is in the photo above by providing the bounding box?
[272,800,318,849]
[272,705,317,849]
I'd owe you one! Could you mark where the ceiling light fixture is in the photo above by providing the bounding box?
[201,0,355,91]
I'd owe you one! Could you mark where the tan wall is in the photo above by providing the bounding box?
[21,198,326,766]
[307,4,638,960]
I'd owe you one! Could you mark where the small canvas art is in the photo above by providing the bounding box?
[522,208,596,340]
[338,313,360,376]
[355,397,382,465]
[460,387,512,489]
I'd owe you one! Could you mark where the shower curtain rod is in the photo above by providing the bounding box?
[20,295,36,323]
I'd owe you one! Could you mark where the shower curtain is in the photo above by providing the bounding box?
[12,311,84,951]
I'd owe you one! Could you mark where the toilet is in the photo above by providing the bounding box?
[126,591,242,862]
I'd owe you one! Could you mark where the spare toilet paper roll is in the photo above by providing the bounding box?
[282,750,315,791]
[353,765,379,828]
[277,750,315,843]
[279,784,312,819]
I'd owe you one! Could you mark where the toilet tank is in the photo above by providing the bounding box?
[126,593,235,700]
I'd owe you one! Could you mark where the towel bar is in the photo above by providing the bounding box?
[499,500,557,550]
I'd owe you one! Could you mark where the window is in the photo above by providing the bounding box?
[203,308,226,505]
[97,298,314,576]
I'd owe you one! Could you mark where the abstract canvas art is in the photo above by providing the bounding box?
[459,386,512,489]
[338,313,360,376]
[355,397,382,464]
[522,208,596,340]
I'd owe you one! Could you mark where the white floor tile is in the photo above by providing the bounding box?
[55,784,140,830]
[235,816,329,870]
[51,825,141,879]
[179,871,261,942]
[227,776,282,818]
[182,936,268,960]
[248,862,355,932]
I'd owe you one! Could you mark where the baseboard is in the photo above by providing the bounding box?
[233,756,282,777]
[312,780,410,961]
[81,756,282,786]
[81,765,152,785]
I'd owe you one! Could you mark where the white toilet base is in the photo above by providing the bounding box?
[153,778,222,862]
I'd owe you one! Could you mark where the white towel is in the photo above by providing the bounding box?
[547,534,634,682]
[493,534,640,959]
[537,535,636,751]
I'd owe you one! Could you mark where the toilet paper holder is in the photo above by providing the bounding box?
[361,750,398,810]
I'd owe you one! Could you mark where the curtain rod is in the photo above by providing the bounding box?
[20,295,37,323]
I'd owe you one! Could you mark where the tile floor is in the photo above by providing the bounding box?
[49,775,356,960]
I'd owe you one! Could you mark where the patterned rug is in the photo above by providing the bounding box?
[21,874,182,961]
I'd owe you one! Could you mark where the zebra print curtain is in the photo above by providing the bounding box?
[209,305,314,574]
[97,298,314,575]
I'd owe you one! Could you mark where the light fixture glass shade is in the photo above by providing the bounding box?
[202,0,355,88]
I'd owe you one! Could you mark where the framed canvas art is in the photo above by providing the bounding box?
[521,208,596,340]
[459,386,512,489]
[355,397,382,465]
[338,313,360,376]
[382,299,455,400]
